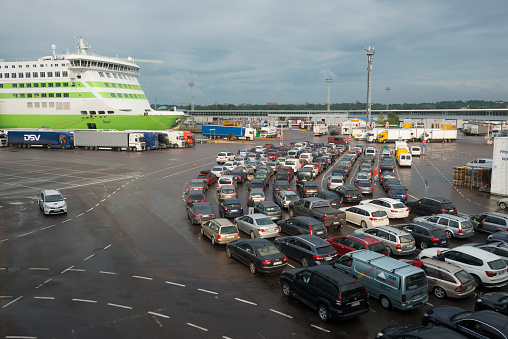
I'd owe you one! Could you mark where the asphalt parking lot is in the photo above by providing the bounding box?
[0,130,505,338]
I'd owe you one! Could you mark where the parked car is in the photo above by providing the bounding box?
[187,202,216,224]
[210,166,230,178]
[475,292,508,315]
[387,185,409,202]
[197,170,217,185]
[353,226,416,256]
[277,216,327,238]
[406,197,457,216]
[314,190,342,209]
[487,231,508,244]
[326,234,388,256]
[38,189,67,215]
[274,234,338,267]
[393,223,449,250]
[422,306,508,338]
[201,218,240,245]
[216,151,235,164]
[234,214,280,238]
[360,198,409,219]
[327,176,345,190]
[226,238,288,274]
[419,247,508,288]
[229,169,247,183]
[273,180,291,194]
[297,181,320,198]
[375,324,468,339]
[248,188,266,203]
[463,242,508,264]
[219,184,238,200]
[280,265,370,322]
[219,198,244,218]
[248,178,266,191]
[406,258,475,299]
[185,191,205,206]
[187,179,207,192]
[413,214,474,239]
[469,212,508,233]
[274,190,299,209]
[339,205,389,228]
[253,201,282,220]
[497,198,508,210]
[333,185,362,203]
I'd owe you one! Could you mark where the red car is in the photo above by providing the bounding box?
[197,170,218,186]
[267,152,278,160]
[264,143,274,149]
[310,162,323,174]
[326,234,388,256]
[278,166,295,177]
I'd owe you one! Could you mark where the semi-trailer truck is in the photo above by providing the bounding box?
[74,130,146,151]
[202,125,255,140]
[7,130,74,149]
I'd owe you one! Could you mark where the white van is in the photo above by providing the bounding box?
[365,147,376,156]
[398,153,412,167]
[284,158,301,172]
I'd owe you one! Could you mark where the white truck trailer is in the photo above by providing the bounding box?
[74,131,146,151]
[259,126,277,138]
[166,130,186,148]
[422,129,458,142]
[313,123,328,136]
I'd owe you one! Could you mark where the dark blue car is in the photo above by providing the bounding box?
[387,185,408,202]
[274,234,338,267]
[219,198,244,218]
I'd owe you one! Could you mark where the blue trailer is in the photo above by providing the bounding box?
[143,132,160,150]
[8,130,74,149]
[201,125,255,140]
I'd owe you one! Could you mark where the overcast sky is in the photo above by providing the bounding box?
[2,0,507,106]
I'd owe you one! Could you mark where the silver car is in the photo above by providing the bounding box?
[248,188,266,203]
[413,214,474,239]
[219,184,237,200]
[354,226,416,256]
[274,190,300,209]
[201,218,240,245]
[234,214,280,239]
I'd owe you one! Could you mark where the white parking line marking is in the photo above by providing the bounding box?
[148,311,170,319]
[310,324,330,333]
[95,203,100,207]
[0,296,13,299]
[83,254,95,261]
[86,208,94,212]
[2,296,23,308]
[165,281,186,287]
[72,299,97,303]
[17,230,36,237]
[288,264,295,268]
[187,323,208,331]
[104,244,112,250]
[270,309,293,318]
[152,316,163,327]
[132,275,153,280]
[76,213,84,217]
[197,288,218,295]
[29,268,50,271]
[425,302,434,307]
[39,225,55,231]
[5,336,38,339]
[61,266,74,274]
[0,239,8,242]
[107,303,132,310]
[35,279,51,289]
[68,268,86,272]
[99,271,119,275]
[33,296,55,300]
[61,219,71,223]
[234,298,257,306]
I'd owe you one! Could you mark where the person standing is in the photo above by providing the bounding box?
[247,199,255,215]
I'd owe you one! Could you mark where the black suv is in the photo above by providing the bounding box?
[298,181,319,198]
[280,265,369,322]
[333,185,362,203]
[315,190,342,208]
[406,197,457,216]
[394,223,449,250]
[277,216,327,238]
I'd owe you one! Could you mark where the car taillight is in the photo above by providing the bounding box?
[440,209,446,213]
[262,260,271,265]
[402,294,406,302]
[430,238,439,242]
[458,228,463,234]
[345,194,351,197]
[258,229,265,232]
[194,214,199,218]
[224,206,228,210]
[486,271,497,277]
[313,255,323,260]
[238,233,241,237]
[264,198,266,201]
[187,200,192,203]
[212,213,215,217]
[390,210,398,213]
[322,216,327,222]
[217,234,221,239]
[336,295,342,305]
[283,257,287,261]
[455,285,463,292]
[369,218,377,221]
[396,244,401,249]
[201,199,205,202]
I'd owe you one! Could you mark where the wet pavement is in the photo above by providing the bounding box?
[0,131,505,338]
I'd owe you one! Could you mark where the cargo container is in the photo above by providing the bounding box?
[422,129,457,142]
[377,129,411,143]
[74,130,145,151]
[259,126,277,138]
[7,130,74,149]
[202,125,255,140]
[312,123,328,136]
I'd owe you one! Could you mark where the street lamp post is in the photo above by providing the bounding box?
[365,46,375,130]
[326,78,333,111]
[189,82,195,111]
[385,87,391,111]
[154,98,157,111]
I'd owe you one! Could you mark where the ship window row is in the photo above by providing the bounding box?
[104,82,138,89]
[0,71,68,79]
[0,63,68,69]
[81,111,114,115]
[69,60,139,75]
[26,102,71,110]
[110,93,143,99]
[98,71,135,81]
[13,93,70,98]
[8,82,70,88]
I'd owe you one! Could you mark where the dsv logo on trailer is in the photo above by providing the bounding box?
[24,134,41,141]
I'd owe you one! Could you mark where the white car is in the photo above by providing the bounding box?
[234,214,280,239]
[223,161,238,172]
[255,146,266,153]
[327,176,345,190]
[359,198,409,219]
[339,205,389,228]
[419,246,508,288]
[239,149,249,157]
[303,164,318,178]
[216,152,235,164]
[410,146,421,156]
[211,166,230,178]
[39,189,67,215]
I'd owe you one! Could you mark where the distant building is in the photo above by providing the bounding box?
[266,102,278,105]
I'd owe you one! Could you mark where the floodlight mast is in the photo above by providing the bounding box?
[365,46,375,130]
[385,87,391,110]
[326,78,333,111]
[189,82,195,111]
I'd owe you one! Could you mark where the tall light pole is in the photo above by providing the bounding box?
[189,82,195,111]
[154,98,157,110]
[365,46,375,129]
[385,87,391,111]
[326,78,333,111]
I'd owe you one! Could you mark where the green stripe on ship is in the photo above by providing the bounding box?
[0,114,185,131]
[86,81,142,90]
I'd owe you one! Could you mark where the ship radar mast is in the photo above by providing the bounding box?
[75,37,90,55]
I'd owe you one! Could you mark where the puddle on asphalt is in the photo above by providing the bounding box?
[6,267,20,272]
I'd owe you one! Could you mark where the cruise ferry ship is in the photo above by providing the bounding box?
[0,38,184,130]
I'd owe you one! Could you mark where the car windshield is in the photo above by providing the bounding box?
[369,242,387,253]
[212,167,223,171]
[257,217,274,226]
[286,195,299,201]
[251,193,264,198]
[311,222,326,231]
[222,189,235,194]
[451,311,474,322]
[400,235,413,243]
[405,272,427,291]
[189,193,205,199]
[265,206,280,212]
[357,182,371,188]
[220,226,238,235]
[257,245,280,256]
[227,203,242,209]
[460,221,474,229]
[305,184,319,189]
[393,203,406,209]
[455,270,472,284]
[390,187,406,193]
[488,259,507,270]
[441,202,455,209]
[372,211,387,218]
[256,173,268,179]
[431,229,447,238]
[190,182,202,187]
[46,194,63,202]
[194,205,213,213]
[315,245,335,255]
